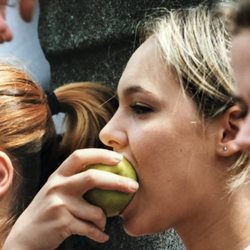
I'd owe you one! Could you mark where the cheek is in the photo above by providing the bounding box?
[125,121,206,231]
[124,132,194,235]
[130,122,173,172]
[132,122,197,166]
[131,117,201,173]
[132,124,178,163]
[131,123,191,200]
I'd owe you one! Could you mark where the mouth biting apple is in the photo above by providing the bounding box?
[84,158,138,217]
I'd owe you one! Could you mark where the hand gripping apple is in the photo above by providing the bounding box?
[84,158,138,217]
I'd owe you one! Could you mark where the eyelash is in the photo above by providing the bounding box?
[129,103,153,115]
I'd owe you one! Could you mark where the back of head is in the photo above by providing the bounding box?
[139,4,250,190]
[0,63,56,240]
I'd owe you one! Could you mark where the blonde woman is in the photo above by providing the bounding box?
[4,3,250,250]
[99,4,250,250]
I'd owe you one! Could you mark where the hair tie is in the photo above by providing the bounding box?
[45,91,61,115]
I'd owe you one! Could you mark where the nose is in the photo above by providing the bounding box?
[99,114,128,150]
[235,115,250,151]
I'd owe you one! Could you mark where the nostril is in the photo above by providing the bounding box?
[99,131,113,148]
[106,139,117,148]
[99,121,126,149]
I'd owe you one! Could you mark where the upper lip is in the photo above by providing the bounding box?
[121,153,136,167]
[118,152,139,180]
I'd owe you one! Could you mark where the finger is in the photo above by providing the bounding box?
[64,196,107,230]
[0,14,7,32]
[69,218,109,243]
[48,205,109,244]
[57,148,123,176]
[0,1,7,18]
[1,26,12,41]
[0,15,12,42]
[64,169,139,194]
[0,30,6,43]
[19,0,35,22]
[0,34,4,43]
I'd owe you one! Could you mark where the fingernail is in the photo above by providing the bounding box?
[128,180,139,192]
[101,234,109,242]
[111,152,123,162]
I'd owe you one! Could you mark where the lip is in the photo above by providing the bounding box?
[120,189,137,220]
[123,155,139,180]
[119,155,138,219]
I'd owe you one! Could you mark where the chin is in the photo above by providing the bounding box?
[123,222,146,237]
[122,217,156,237]
[120,196,164,236]
[122,214,172,237]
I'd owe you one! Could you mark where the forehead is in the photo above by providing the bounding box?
[117,36,178,95]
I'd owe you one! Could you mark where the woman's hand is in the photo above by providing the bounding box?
[3,148,139,250]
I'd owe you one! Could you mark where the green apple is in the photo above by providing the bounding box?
[84,158,138,217]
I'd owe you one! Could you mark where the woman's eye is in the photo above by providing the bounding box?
[130,103,153,114]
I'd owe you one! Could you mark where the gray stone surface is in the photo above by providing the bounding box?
[38,0,216,88]
[38,0,216,249]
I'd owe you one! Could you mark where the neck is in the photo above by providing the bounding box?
[0,197,12,248]
[0,215,11,248]
[176,186,250,250]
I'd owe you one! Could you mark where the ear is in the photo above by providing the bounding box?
[216,105,243,157]
[0,151,14,199]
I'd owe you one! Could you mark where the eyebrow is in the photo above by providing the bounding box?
[122,85,154,97]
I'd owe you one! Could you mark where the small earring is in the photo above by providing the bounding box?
[223,146,228,151]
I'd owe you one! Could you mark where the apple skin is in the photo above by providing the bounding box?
[84,158,138,217]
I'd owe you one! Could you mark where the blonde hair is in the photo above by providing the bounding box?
[0,63,116,242]
[140,5,250,190]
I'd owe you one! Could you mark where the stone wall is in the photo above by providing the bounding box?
[38,0,216,88]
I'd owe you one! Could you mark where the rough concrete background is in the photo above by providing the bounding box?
[38,1,214,249]
[38,0,216,88]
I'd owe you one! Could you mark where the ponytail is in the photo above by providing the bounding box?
[46,81,117,167]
